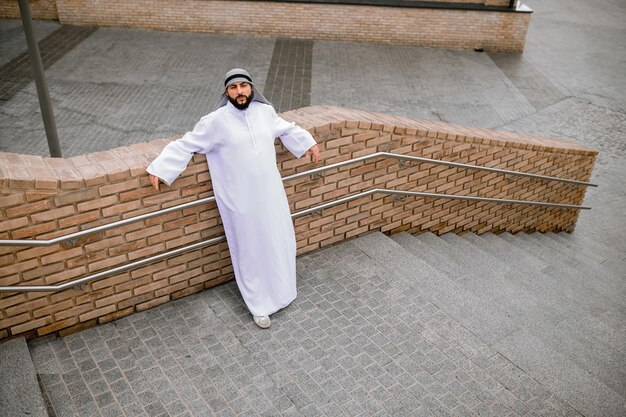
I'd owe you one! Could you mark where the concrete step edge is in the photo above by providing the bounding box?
[440,232,515,276]
[391,232,466,278]
[547,232,610,264]
[351,232,519,345]
[476,232,549,273]
[437,233,582,329]
[500,233,626,310]
[0,337,48,417]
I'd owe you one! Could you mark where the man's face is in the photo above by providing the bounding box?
[226,81,253,110]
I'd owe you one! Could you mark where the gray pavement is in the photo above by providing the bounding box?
[1,0,625,416]
[0,18,60,66]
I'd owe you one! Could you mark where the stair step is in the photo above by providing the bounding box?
[540,310,626,398]
[475,232,549,274]
[546,232,609,265]
[0,337,48,417]
[495,327,625,417]
[351,232,519,344]
[391,232,466,278]
[514,231,609,274]
[500,233,624,309]
[412,231,494,278]
[531,232,606,266]
[412,231,456,258]
[497,233,626,388]
[552,232,626,276]
[440,232,515,277]
[392,232,626,408]
[523,233,625,305]
[459,234,614,325]
[356,233,626,412]
[441,233,572,327]
[398,232,563,327]
[576,201,626,255]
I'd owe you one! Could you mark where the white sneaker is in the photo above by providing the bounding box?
[253,315,271,329]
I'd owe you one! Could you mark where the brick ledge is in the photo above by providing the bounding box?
[0,106,597,190]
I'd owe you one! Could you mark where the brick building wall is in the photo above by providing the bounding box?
[0,0,57,20]
[0,106,596,340]
[1,0,531,53]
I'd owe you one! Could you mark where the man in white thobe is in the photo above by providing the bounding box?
[146,68,319,329]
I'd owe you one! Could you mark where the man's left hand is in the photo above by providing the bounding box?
[305,144,320,163]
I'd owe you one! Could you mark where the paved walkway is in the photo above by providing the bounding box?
[3,1,623,160]
[1,0,625,416]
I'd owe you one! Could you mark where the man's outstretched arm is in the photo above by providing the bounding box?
[146,116,214,188]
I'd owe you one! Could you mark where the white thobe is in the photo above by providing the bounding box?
[146,101,316,316]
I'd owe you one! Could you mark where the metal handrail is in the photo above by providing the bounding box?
[292,188,591,217]
[0,151,595,247]
[0,236,226,293]
[0,187,589,292]
[283,152,598,186]
[1,196,217,247]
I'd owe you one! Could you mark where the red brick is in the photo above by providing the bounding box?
[6,200,52,217]
[79,304,116,322]
[54,188,99,207]
[40,247,83,266]
[0,217,29,232]
[126,224,162,241]
[34,298,74,319]
[58,210,102,229]
[88,254,127,272]
[11,316,52,335]
[326,136,354,149]
[102,200,142,217]
[23,262,65,281]
[171,284,205,300]
[136,295,170,312]
[155,281,188,298]
[0,258,39,276]
[97,307,134,324]
[0,194,25,207]
[58,319,97,337]
[0,312,30,329]
[37,317,78,336]
[94,291,132,308]
[77,195,119,211]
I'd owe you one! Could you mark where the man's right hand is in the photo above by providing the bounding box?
[148,174,161,191]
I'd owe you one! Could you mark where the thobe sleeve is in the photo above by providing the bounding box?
[273,111,317,158]
[146,117,213,186]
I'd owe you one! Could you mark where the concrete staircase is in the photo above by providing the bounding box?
[358,230,625,417]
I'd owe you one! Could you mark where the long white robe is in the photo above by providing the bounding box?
[146,101,316,316]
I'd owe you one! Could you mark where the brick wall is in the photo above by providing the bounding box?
[1,0,531,53]
[0,0,57,20]
[0,106,597,340]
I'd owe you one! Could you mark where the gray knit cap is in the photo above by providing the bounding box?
[215,68,272,109]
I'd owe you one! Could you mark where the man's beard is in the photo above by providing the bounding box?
[228,90,254,110]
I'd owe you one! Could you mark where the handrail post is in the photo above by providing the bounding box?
[18,0,62,158]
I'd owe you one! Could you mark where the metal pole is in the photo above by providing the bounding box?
[18,0,62,157]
